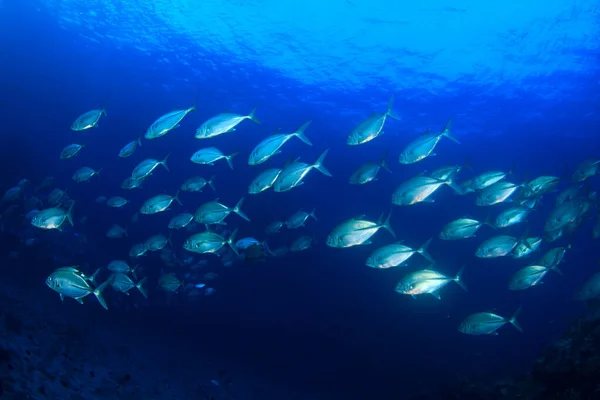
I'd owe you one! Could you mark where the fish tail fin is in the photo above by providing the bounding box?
[550,265,563,276]
[441,117,460,144]
[89,268,100,285]
[382,211,396,239]
[380,149,392,173]
[174,189,182,206]
[386,95,401,120]
[453,265,468,292]
[208,175,216,191]
[227,228,239,255]
[93,280,110,310]
[248,107,261,124]
[233,197,250,222]
[66,202,75,227]
[162,152,171,172]
[443,175,463,195]
[417,237,434,263]
[294,120,313,146]
[136,277,148,299]
[310,208,317,221]
[226,152,239,170]
[483,214,497,230]
[313,149,332,177]
[508,306,523,332]
[131,264,139,280]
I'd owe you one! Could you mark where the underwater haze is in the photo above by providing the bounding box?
[1,0,600,399]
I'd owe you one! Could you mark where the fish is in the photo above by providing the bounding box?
[107,260,137,278]
[183,229,238,255]
[544,199,587,233]
[131,154,170,181]
[572,158,600,182]
[327,212,395,248]
[395,266,466,299]
[556,184,584,206]
[129,243,148,258]
[145,234,170,251]
[399,119,459,164]
[140,191,182,214]
[121,177,144,190]
[110,273,148,298]
[290,235,313,252]
[476,181,523,206]
[248,121,312,165]
[537,245,571,269]
[181,176,216,192]
[60,144,85,159]
[285,209,317,229]
[118,137,142,158]
[191,147,239,170]
[439,217,493,240]
[475,235,519,258]
[194,197,250,225]
[158,273,183,293]
[195,107,260,139]
[366,238,433,269]
[274,149,332,192]
[168,212,194,229]
[509,265,561,291]
[522,173,563,198]
[265,221,284,234]
[347,95,400,145]
[71,107,107,131]
[458,308,523,335]
[430,160,470,181]
[349,150,391,184]
[392,175,458,206]
[72,167,101,183]
[248,168,282,194]
[106,224,128,239]
[46,267,109,310]
[106,196,128,208]
[31,204,74,230]
[494,206,531,228]
[512,237,542,259]
[146,104,197,139]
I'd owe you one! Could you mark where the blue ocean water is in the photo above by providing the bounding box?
[0,0,599,398]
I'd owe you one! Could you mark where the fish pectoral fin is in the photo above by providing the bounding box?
[75,297,84,305]
[359,240,372,246]
[430,292,441,300]
[423,198,435,203]
[59,294,65,302]
[491,331,499,336]
[123,290,130,296]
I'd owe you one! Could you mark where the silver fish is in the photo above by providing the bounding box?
[31,204,74,230]
[572,158,600,182]
[46,268,109,310]
[119,137,142,158]
[194,197,250,225]
[475,235,518,258]
[439,218,492,240]
[106,224,128,238]
[512,237,542,259]
[106,196,128,208]
[395,266,466,299]
[459,308,522,335]
[168,212,194,229]
[140,191,182,214]
[494,206,531,228]
[349,150,391,185]
[71,108,106,131]
[327,212,395,248]
[248,168,282,194]
[347,95,400,145]
[72,167,101,183]
[191,147,239,170]
[132,154,170,180]
[509,265,560,291]
[476,181,522,206]
[392,175,457,206]
[248,121,312,165]
[146,104,197,140]
[183,229,238,255]
[158,273,183,293]
[60,144,85,159]
[290,235,313,252]
[195,107,260,139]
[274,149,332,192]
[265,221,284,234]
[110,273,148,298]
[399,119,459,164]
[366,238,433,269]
[285,209,317,229]
[181,176,216,192]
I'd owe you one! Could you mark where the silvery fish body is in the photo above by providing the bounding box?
[537,246,570,269]
[439,218,485,240]
[327,213,395,248]
[471,170,509,190]
[72,167,100,183]
[265,221,284,234]
[522,175,561,198]
[509,265,550,291]
[71,109,106,131]
[290,236,313,252]
[459,309,522,335]
[274,149,331,192]
[399,120,458,164]
[349,150,391,184]
[129,243,148,258]
[248,168,282,194]
[146,234,169,251]
[395,267,465,298]
[494,206,531,228]
[475,235,518,258]
[119,138,142,157]
[31,205,74,230]
[146,106,196,139]
[168,213,194,229]
[60,144,84,159]
[158,273,183,292]
[106,224,127,238]
[572,158,600,182]
[46,268,108,310]
[181,176,215,192]
[285,209,317,229]
[140,192,181,214]
[512,237,542,259]
[347,96,399,146]
[183,229,237,255]
[392,176,452,206]
[132,154,170,180]
[248,121,312,165]
[106,196,128,208]
[476,181,521,206]
[191,147,239,170]
[194,197,249,225]
[121,177,144,190]
[195,108,260,139]
[366,239,432,269]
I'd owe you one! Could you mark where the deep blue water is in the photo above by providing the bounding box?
[1,1,599,398]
